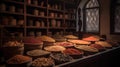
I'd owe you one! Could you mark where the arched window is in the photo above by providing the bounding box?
[83,0,100,33]
[111,0,120,34]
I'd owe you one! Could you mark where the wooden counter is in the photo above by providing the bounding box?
[54,46,120,67]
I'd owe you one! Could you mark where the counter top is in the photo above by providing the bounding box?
[54,46,120,67]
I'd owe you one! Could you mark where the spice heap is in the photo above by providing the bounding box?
[90,44,105,51]
[50,53,73,63]
[95,41,112,48]
[44,45,66,52]
[63,48,83,55]
[27,49,50,57]
[37,35,55,42]
[31,57,54,67]
[54,42,74,47]
[64,35,78,39]
[23,37,43,44]
[7,55,32,64]
[68,40,91,45]
[75,45,98,52]
[4,41,23,47]
[82,36,100,41]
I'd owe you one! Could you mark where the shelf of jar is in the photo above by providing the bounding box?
[64,1,75,5]
[48,8,64,12]
[65,27,76,29]
[2,25,24,28]
[26,4,47,9]
[0,11,24,16]
[65,10,76,14]
[26,26,47,29]
[65,18,76,21]
[49,27,65,29]
[26,14,47,18]
[1,0,24,5]
[48,17,64,20]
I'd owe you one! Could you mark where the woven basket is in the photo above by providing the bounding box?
[24,43,43,54]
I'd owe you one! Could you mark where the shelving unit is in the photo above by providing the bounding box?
[0,0,77,44]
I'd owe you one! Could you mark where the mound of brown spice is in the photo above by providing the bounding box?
[7,55,32,64]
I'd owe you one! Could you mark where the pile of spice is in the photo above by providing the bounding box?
[31,57,54,67]
[44,45,66,52]
[54,42,74,47]
[23,37,43,44]
[7,55,32,64]
[27,49,50,57]
[90,44,105,51]
[50,53,73,63]
[63,48,83,55]
[3,41,23,47]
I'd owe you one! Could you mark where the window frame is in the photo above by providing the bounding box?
[83,0,100,34]
[110,0,120,34]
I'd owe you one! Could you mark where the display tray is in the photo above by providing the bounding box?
[54,46,120,67]
[0,45,120,67]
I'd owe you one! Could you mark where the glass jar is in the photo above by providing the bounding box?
[29,31,35,36]
[17,8,23,13]
[40,1,44,7]
[33,0,38,5]
[41,21,45,27]
[51,19,56,27]
[28,20,33,26]
[33,9,39,16]
[54,4,58,9]
[65,14,68,19]
[40,11,44,16]
[9,6,15,12]
[18,19,24,26]
[36,32,41,36]
[11,19,17,26]
[50,12,54,17]
[56,21,61,27]
[2,17,9,25]
[0,3,6,11]
[27,0,31,4]
[59,14,63,18]
[54,13,57,18]
[35,21,40,27]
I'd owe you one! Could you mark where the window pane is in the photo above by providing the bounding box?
[86,9,99,32]
[114,6,120,32]
[86,0,99,8]
[117,0,120,3]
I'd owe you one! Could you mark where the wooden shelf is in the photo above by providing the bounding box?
[48,8,64,12]
[65,11,75,14]
[0,11,24,16]
[27,14,47,18]
[66,27,76,29]
[0,0,77,37]
[49,27,65,29]
[26,4,47,9]
[2,25,24,28]
[26,26,47,29]
[65,19,76,21]
[48,17,64,20]
[2,0,24,5]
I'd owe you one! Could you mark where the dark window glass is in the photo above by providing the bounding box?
[83,0,100,33]
[111,0,120,34]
